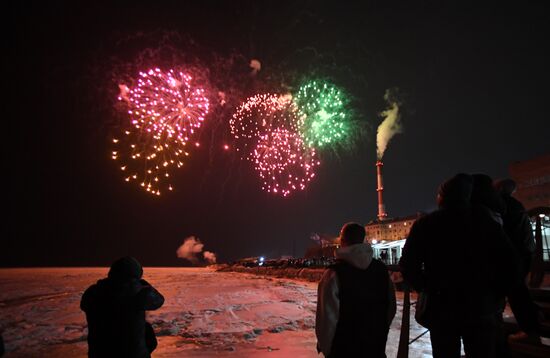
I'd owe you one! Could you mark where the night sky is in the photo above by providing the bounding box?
[6,1,550,267]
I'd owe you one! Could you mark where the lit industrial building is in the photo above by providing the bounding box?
[509,153,550,210]
[365,160,423,264]
[510,154,550,261]
[365,214,422,265]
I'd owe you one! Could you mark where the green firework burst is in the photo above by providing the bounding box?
[294,80,353,149]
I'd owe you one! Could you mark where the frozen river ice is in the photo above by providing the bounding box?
[0,267,434,357]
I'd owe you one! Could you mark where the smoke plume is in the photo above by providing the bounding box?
[249,59,261,75]
[203,251,217,264]
[376,89,402,159]
[176,236,204,263]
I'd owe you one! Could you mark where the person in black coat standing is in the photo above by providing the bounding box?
[81,257,164,358]
[494,178,535,276]
[400,173,519,358]
[495,178,540,343]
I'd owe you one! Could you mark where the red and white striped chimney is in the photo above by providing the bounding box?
[376,161,388,220]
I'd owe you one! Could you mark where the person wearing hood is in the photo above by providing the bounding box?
[316,222,396,358]
[81,257,164,358]
[400,173,519,358]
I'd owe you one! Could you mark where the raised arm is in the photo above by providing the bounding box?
[136,280,165,310]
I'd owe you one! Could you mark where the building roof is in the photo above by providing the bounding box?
[365,212,425,226]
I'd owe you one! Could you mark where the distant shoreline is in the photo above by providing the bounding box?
[217,264,326,282]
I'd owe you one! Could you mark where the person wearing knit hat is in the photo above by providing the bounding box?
[108,256,144,281]
[81,257,164,358]
[436,172,473,209]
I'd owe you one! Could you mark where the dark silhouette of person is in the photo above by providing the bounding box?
[471,174,506,225]
[81,257,164,358]
[494,178,540,344]
[400,173,519,358]
[471,174,539,354]
[380,250,388,264]
[494,179,535,275]
[316,223,396,358]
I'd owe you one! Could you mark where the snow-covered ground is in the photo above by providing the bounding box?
[0,268,434,357]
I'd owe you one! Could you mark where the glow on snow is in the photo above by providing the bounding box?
[113,68,209,195]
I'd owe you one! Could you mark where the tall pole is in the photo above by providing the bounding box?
[376,161,388,221]
[397,284,410,358]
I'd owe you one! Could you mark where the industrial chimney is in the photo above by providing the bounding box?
[376,161,388,220]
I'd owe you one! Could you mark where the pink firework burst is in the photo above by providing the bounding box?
[252,128,320,197]
[230,94,303,155]
[113,68,208,195]
[122,68,210,145]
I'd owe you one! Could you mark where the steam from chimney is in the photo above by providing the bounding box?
[376,89,402,160]
[176,236,217,264]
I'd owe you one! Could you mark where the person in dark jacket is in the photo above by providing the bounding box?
[471,174,515,356]
[494,178,540,344]
[400,173,519,358]
[81,257,164,358]
[316,223,396,358]
[494,178,535,275]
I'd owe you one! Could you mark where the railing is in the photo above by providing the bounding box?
[392,275,429,358]
[396,284,410,358]
[380,257,400,266]
[528,206,550,288]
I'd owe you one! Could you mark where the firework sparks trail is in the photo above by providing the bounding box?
[112,68,209,195]
[293,79,352,149]
[252,128,320,197]
[111,129,188,196]
[230,94,303,156]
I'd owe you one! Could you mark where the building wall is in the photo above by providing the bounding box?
[509,154,550,210]
[365,216,418,243]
